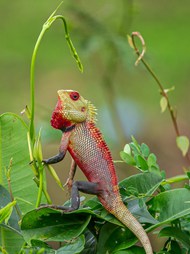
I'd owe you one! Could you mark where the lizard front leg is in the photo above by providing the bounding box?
[43,151,65,164]
[43,131,71,165]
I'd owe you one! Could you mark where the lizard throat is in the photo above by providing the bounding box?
[50,110,73,131]
[50,99,74,131]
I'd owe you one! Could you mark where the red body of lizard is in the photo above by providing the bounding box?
[43,90,153,254]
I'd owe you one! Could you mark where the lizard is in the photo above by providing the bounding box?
[43,89,153,254]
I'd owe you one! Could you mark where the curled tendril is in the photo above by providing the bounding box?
[131,31,146,66]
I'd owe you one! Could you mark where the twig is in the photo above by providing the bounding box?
[129,31,190,163]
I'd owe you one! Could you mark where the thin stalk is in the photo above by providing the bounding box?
[42,183,52,204]
[33,176,52,204]
[35,168,44,208]
[161,174,188,185]
[29,30,45,143]
[29,12,83,143]
[130,32,190,163]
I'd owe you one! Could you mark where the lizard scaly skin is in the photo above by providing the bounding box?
[44,90,153,254]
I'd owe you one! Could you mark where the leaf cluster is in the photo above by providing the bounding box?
[120,136,160,174]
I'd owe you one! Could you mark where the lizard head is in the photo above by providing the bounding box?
[51,90,96,130]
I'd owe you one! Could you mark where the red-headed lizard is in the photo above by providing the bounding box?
[43,90,153,254]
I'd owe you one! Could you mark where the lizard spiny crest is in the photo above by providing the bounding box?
[87,101,97,123]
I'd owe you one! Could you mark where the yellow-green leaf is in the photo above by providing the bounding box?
[164,86,175,94]
[0,200,16,224]
[46,165,64,191]
[123,144,131,155]
[176,136,190,156]
[160,96,168,113]
[127,35,134,49]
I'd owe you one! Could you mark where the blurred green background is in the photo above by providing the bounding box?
[1,0,190,214]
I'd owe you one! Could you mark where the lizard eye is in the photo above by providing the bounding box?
[70,91,80,101]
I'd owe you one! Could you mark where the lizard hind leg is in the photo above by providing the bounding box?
[39,181,101,212]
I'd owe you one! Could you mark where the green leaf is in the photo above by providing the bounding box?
[84,197,102,210]
[135,155,148,171]
[160,96,168,113]
[0,224,23,254]
[0,113,45,214]
[187,171,190,179]
[147,153,157,168]
[131,136,139,147]
[127,200,158,225]
[21,207,91,243]
[159,226,190,249]
[127,34,134,49]
[0,185,20,232]
[170,240,182,254]
[120,151,135,166]
[81,230,97,254]
[0,186,23,254]
[164,86,175,94]
[123,144,131,155]
[0,200,16,224]
[30,239,52,250]
[119,172,163,198]
[140,143,150,157]
[33,129,43,163]
[130,136,141,154]
[96,223,136,254]
[98,209,123,228]
[114,246,146,254]
[148,188,190,231]
[176,136,190,156]
[57,235,85,254]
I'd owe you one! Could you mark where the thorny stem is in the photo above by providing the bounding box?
[130,31,190,163]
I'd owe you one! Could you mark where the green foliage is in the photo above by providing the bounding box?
[120,136,160,174]
[21,208,91,243]
[0,113,45,213]
[159,227,190,249]
[1,2,190,254]
[0,186,23,254]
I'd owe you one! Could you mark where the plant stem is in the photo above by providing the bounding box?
[130,32,190,163]
[162,174,188,185]
[29,30,45,143]
[36,167,43,208]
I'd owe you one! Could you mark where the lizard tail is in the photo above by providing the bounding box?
[111,201,153,254]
